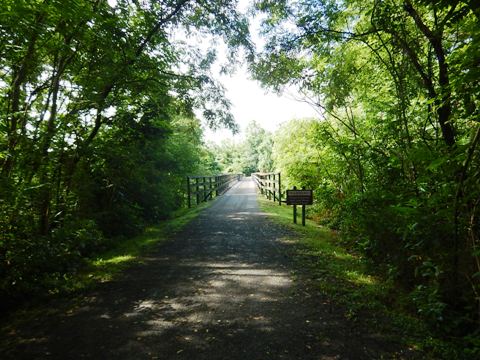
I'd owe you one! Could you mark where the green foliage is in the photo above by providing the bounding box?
[254,0,480,352]
[0,0,250,304]
[210,120,275,175]
[1,219,102,300]
[257,196,465,358]
[68,201,213,293]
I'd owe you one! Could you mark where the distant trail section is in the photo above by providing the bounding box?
[1,178,415,359]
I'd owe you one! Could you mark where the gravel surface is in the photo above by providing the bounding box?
[1,179,417,359]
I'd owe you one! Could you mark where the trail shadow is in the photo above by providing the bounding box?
[0,179,417,359]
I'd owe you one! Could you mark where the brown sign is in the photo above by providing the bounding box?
[286,189,313,205]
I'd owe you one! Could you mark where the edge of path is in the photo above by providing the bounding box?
[256,195,463,359]
[0,192,219,325]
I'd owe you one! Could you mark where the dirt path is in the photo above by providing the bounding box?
[1,179,416,359]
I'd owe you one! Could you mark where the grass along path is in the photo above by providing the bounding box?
[63,201,214,295]
[0,200,215,355]
[257,196,462,359]
[1,200,214,316]
[1,180,457,359]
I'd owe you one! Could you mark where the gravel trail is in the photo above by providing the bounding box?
[1,178,415,359]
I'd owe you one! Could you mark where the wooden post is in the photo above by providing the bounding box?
[215,176,219,197]
[203,177,206,202]
[263,175,266,196]
[196,178,200,205]
[268,174,271,200]
[265,174,268,199]
[302,186,306,226]
[278,172,281,206]
[273,173,276,202]
[208,176,213,200]
[293,186,297,224]
[187,176,191,208]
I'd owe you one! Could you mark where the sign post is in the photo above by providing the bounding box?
[286,187,313,226]
[278,173,282,206]
[302,204,306,226]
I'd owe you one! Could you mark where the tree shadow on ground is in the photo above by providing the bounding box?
[0,184,419,359]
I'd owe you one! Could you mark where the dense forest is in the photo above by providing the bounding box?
[1,0,480,354]
[250,0,480,348]
[0,0,250,303]
[207,120,274,175]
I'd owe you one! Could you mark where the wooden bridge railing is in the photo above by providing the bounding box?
[252,172,282,205]
[186,173,242,208]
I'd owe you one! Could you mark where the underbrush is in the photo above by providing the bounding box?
[0,202,211,313]
[70,202,210,291]
[258,197,466,359]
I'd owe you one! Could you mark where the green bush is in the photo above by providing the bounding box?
[1,219,104,301]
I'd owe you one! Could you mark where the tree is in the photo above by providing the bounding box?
[0,0,252,300]
[253,0,480,338]
[242,120,274,174]
[209,121,274,175]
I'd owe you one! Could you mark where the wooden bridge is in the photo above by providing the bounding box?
[186,174,242,207]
